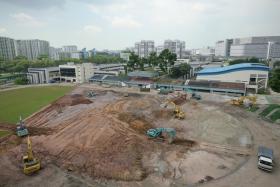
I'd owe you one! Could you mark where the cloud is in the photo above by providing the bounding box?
[191,3,206,12]
[84,25,102,33]
[0,0,66,9]
[11,13,45,27]
[0,27,7,34]
[111,16,142,29]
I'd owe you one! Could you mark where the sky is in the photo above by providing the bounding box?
[0,0,279,50]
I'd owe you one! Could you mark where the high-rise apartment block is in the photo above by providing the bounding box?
[0,36,17,60]
[134,40,155,58]
[16,39,50,60]
[49,47,62,61]
[156,45,164,56]
[163,40,185,58]
[62,45,78,52]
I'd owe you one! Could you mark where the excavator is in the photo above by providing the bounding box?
[164,101,185,119]
[146,128,176,144]
[23,136,41,175]
[16,116,29,137]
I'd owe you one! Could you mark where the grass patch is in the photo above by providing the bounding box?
[269,109,280,122]
[0,130,11,138]
[0,86,73,123]
[260,104,280,117]
[248,106,259,112]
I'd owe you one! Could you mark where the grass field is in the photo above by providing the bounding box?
[0,130,11,138]
[269,109,280,123]
[0,86,73,123]
[260,104,280,117]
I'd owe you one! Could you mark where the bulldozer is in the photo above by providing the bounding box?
[16,116,29,137]
[23,136,40,175]
[146,128,176,144]
[164,101,185,119]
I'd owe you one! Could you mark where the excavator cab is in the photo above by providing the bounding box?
[16,116,29,137]
[23,136,40,175]
[147,128,176,144]
[173,105,185,119]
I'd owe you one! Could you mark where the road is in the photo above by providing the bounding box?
[202,107,280,187]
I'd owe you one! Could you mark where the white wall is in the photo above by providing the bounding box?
[197,70,268,85]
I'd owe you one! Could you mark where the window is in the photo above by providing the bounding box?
[258,74,267,78]
[250,77,256,82]
[60,68,76,77]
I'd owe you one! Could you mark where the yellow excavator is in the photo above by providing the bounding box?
[164,101,185,119]
[23,136,40,175]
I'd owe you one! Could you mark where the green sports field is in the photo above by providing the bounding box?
[0,86,73,123]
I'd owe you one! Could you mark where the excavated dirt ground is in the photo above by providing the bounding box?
[0,85,257,187]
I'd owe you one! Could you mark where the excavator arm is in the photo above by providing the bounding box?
[163,100,185,119]
[27,136,34,161]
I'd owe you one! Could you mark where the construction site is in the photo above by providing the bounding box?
[0,84,280,187]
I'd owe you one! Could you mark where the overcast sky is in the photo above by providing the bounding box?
[0,0,279,50]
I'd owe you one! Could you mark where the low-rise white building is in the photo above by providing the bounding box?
[27,67,60,84]
[59,62,94,83]
[120,52,130,61]
[196,63,270,93]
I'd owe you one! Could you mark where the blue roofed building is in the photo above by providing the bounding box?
[196,63,270,93]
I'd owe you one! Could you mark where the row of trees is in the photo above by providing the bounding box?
[127,49,177,73]
[0,56,75,73]
[87,54,124,64]
[228,57,267,65]
[0,53,124,73]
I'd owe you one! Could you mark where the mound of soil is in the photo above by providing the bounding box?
[152,110,173,119]
[118,113,153,134]
[56,94,92,107]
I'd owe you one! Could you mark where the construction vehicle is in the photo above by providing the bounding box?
[146,128,176,143]
[87,91,96,98]
[258,146,274,172]
[16,116,29,137]
[191,93,201,100]
[230,96,257,107]
[158,88,173,95]
[23,136,41,175]
[164,101,185,119]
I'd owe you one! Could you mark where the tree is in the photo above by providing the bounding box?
[270,68,280,92]
[37,54,49,60]
[158,49,177,72]
[148,52,158,68]
[229,57,267,66]
[127,52,139,71]
[273,61,280,68]
[15,77,29,85]
[139,58,147,71]
[170,64,191,79]
[179,64,191,79]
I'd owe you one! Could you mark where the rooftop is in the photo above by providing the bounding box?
[128,71,159,78]
[197,63,269,75]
